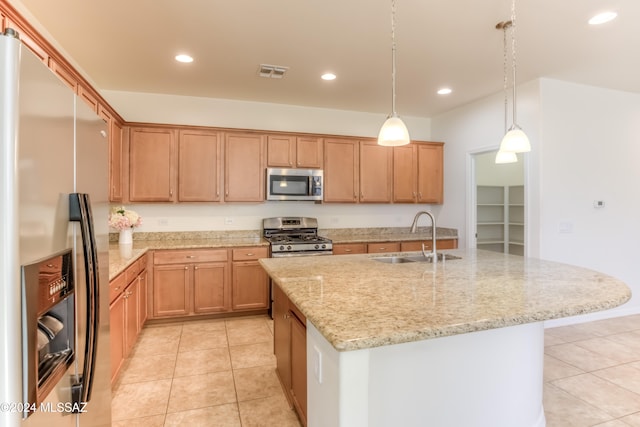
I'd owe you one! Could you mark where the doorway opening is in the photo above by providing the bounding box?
[472,150,525,255]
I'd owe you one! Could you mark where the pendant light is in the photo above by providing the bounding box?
[495,21,518,164]
[496,0,530,161]
[378,0,410,146]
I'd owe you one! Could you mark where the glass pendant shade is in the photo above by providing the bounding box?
[378,115,411,146]
[495,149,518,164]
[500,125,531,153]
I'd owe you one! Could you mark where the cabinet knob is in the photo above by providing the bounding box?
[114,286,120,291]
[170,189,173,197]
[284,313,291,319]
[194,266,198,270]
[184,266,189,270]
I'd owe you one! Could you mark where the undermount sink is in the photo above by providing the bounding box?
[372,253,462,264]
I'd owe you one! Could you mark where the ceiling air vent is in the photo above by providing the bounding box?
[258,64,289,79]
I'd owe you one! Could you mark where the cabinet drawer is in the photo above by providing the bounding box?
[109,274,127,303]
[332,243,366,255]
[366,242,400,253]
[232,247,269,261]
[154,249,228,265]
[401,239,458,251]
[125,259,142,284]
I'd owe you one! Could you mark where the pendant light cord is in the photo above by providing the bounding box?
[510,0,518,127]
[390,0,398,117]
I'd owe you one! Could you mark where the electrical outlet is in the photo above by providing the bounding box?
[224,217,234,225]
[158,218,168,226]
[593,200,605,208]
[313,345,322,383]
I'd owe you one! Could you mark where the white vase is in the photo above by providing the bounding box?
[119,228,133,245]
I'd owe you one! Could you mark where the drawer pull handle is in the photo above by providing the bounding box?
[186,255,196,259]
[345,249,352,252]
[246,253,254,257]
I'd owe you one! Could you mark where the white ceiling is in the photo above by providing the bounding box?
[10,0,640,118]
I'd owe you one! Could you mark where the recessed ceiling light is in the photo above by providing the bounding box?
[175,54,194,63]
[588,11,617,25]
[321,73,336,81]
[437,88,452,95]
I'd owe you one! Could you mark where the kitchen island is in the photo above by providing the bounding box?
[260,249,631,427]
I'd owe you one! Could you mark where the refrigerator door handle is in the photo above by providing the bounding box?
[68,193,100,406]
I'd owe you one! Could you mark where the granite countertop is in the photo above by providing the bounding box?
[107,227,459,280]
[259,249,631,352]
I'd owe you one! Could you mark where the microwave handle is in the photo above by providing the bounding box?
[308,176,313,196]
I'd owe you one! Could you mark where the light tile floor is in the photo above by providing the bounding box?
[111,315,302,427]
[112,313,640,426]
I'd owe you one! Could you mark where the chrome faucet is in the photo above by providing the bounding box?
[410,211,437,262]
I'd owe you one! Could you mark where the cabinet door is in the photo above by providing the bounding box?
[109,295,125,383]
[178,129,222,201]
[231,261,269,310]
[267,135,296,167]
[296,137,323,168]
[124,282,139,355]
[137,270,148,331]
[417,144,443,204]
[193,262,229,313]
[224,133,266,201]
[129,127,176,202]
[393,145,418,203]
[109,120,123,202]
[273,285,292,399]
[290,313,307,425]
[359,140,392,203]
[324,138,359,203]
[153,264,190,317]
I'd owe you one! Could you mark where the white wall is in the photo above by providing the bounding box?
[432,78,640,322]
[103,91,449,232]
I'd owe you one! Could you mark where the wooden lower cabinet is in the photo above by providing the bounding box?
[109,293,125,382]
[231,247,270,311]
[332,243,367,255]
[109,254,148,384]
[273,284,307,426]
[332,239,458,256]
[153,249,229,318]
[400,238,458,251]
[151,246,269,319]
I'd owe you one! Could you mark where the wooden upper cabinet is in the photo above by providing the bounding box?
[296,136,323,168]
[359,140,392,203]
[417,143,444,204]
[106,115,124,202]
[393,144,418,203]
[178,129,222,202]
[267,135,296,168]
[267,135,323,169]
[224,132,266,202]
[324,138,359,203]
[129,127,176,202]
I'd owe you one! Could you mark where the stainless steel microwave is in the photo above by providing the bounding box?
[266,168,323,201]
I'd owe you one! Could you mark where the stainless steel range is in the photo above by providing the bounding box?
[263,217,333,257]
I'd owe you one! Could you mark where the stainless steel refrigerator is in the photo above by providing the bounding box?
[0,28,111,426]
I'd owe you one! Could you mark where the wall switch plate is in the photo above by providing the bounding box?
[313,345,322,384]
[559,221,573,234]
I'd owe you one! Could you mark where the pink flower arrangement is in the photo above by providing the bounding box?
[108,206,142,231]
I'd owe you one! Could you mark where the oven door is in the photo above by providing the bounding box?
[266,168,323,201]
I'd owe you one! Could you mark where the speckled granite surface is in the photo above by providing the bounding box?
[260,249,631,352]
[107,227,458,280]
